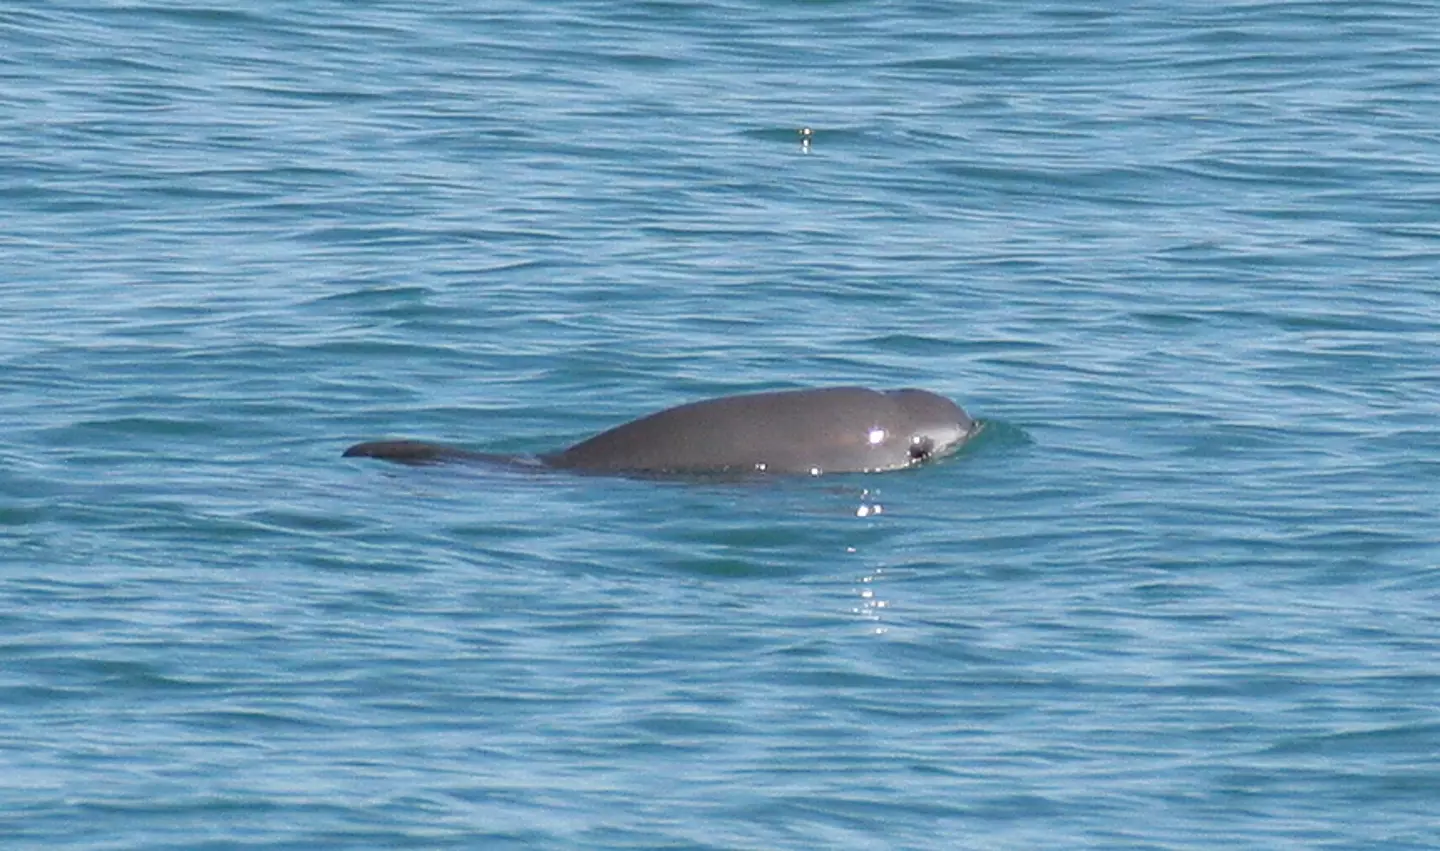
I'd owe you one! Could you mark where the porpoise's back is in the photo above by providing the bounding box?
[544,386,957,474]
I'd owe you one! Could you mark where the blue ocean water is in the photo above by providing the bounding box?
[4,0,1440,847]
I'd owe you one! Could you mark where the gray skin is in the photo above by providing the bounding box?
[343,386,978,475]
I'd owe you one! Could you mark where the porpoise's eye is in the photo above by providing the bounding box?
[908,436,934,461]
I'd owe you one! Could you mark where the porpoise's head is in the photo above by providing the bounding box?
[884,388,980,467]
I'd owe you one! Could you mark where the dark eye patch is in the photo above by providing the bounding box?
[908,437,934,461]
